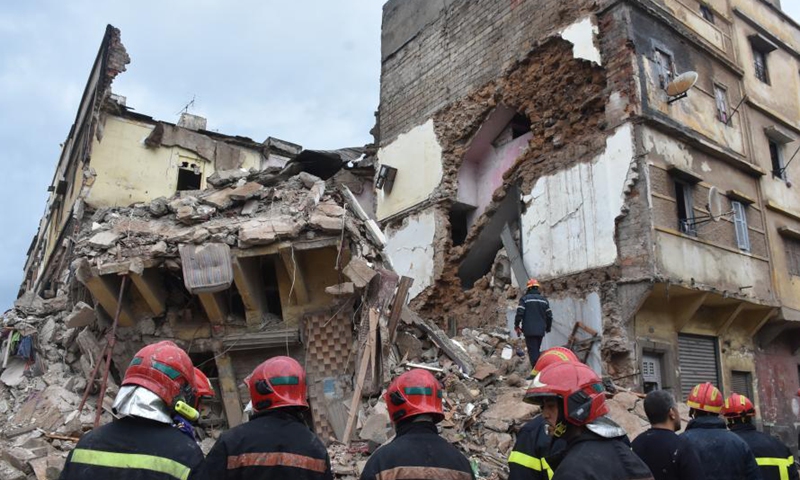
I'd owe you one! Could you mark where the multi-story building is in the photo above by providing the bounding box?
[377,0,799,446]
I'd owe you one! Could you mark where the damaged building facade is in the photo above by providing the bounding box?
[377,0,800,446]
[12,24,393,443]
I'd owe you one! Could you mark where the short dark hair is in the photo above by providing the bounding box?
[644,390,676,424]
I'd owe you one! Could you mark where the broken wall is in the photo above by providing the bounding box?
[754,336,800,450]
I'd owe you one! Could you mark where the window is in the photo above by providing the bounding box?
[731,371,753,399]
[732,201,750,252]
[642,353,664,393]
[769,139,785,180]
[675,181,697,236]
[753,48,770,84]
[655,49,675,89]
[177,161,202,191]
[700,5,715,23]
[449,206,470,247]
[787,237,800,277]
[714,85,729,124]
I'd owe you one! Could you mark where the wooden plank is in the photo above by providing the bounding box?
[279,246,310,305]
[198,292,227,325]
[388,277,414,343]
[232,257,267,329]
[403,306,475,376]
[130,269,166,317]
[342,308,379,444]
[232,237,339,258]
[501,224,529,289]
[674,292,708,332]
[215,352,243,428]
[83,275,135,327]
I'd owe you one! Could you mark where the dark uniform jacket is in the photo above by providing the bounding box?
[730,423,798,480]
[681,416,762,480]
[509,415,566,480]
[360,420,474,480]
[631,427,704,480]
[58,417,205,480]
[545,430,654,480]
[515,291,553,337]
[204,409,332,480]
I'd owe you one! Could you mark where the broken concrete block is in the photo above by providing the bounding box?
[76,329,102,368]
[296,172,322,189]
[148,197,169,217]
[150,241,168,256]
[395,331,423,360]
[241,199,259,216]
[472,363,499,381]
[359,411,392,444]
[88,231,121,249]
[207,169,249,188]
[483,390,538,422]
[0,460,25,480]
[39,318,57,344]
[316,202,345,218]
[176,205,215,225]
[342,258,377,289]
[238,217,302,246]
[0,358,27,387]
[229,182,263,202]
[310,212,343,232]
[2,447,37,474]
[325,283,355,296]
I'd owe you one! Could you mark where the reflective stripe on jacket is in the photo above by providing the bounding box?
[730,423,799,480]
[58,417,204,480]
[508,416,565,480]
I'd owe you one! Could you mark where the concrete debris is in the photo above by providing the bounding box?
[325,283,356,296]
[342,258,377,289]
[87,231,120,250]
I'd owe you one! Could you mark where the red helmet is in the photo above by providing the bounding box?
[385,369,444,424]
[723,393,755,418]
[526,278,541,289]
[246,356,308,412]
[531,347,579,377]
[686,383,723,414]
[194,368,215,407]
[123,341,196,408]
[524,362,608,427]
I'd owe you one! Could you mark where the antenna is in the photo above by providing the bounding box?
[176,95,196,116]
[666,71,699,104]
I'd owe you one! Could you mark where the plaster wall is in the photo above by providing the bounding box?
[276,247,348,327]
[376,120,444,220]
[385,210,438,300]
[663,0,732,54]
[559,17,602,65]
[520,124,634,279]
[543,291,603,373]
[87,116,262,208]
[731,0,800,53]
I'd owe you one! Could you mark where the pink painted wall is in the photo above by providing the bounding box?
[754,338,799,449]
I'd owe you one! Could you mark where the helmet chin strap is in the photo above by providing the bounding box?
[551,421,568,437]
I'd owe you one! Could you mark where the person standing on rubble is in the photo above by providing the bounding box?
[203,356,333,480]
[515,279,553,373]
[509,347,579,480]
[360,369,475,480]
[59,341,206,480]
[524,361,654,480]
[680,383,761,480]
[631,390,703,480]
[723,393,798,480]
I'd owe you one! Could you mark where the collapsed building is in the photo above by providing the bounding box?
[376,0,800,449]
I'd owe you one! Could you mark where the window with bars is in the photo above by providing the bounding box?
[731,371,753,399]
[787,237,800,277]
[770,139,786,180]
[655,49,675,89]
[714,85,729,124]
[753,48,770,84]
[732,201,750,252]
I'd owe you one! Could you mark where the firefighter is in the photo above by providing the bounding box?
[360,369,474,480]
[680,383,761,480]
[509,347,579,480]
[59,341,205,480]
[524,362,653,480]
[724,393,798,480]
[174,367,217,441]
[515,279,554,370]
[204,356,332,479]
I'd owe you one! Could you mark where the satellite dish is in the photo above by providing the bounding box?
[666,71,699,97]
[707,186,724,222]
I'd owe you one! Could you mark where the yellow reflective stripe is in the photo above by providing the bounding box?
[543,458,554,480]
[756,456,794,480]
[71,448,191,480]
[509,451,543,471]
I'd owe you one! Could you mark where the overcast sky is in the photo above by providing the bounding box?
[0,3,799,309]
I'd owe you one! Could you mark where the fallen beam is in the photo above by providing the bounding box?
[402,307,475,376]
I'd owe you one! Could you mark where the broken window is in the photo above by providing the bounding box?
[449,206,471,247]
[675,180,696,236]
[655,49,675,89]
[732,201,750,252]
[769,139,785,180]
[753,48,770,84]
[177,161,202,191]
[731,370,753,398]
[714,85,729,124]
[700,5,715,23]
[786,237,800,277]
[493,113,532,147]
[262,257,283,319]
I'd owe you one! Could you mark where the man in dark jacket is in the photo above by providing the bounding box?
[59,341,205,480]
[360,369,474,480]
[515,279,554,369]
[509,347,577,480]
[204,356,332,480]
[680,383,761,480]
[724,393,798,480]
[632,390,703,480]
[524,361,654,480]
